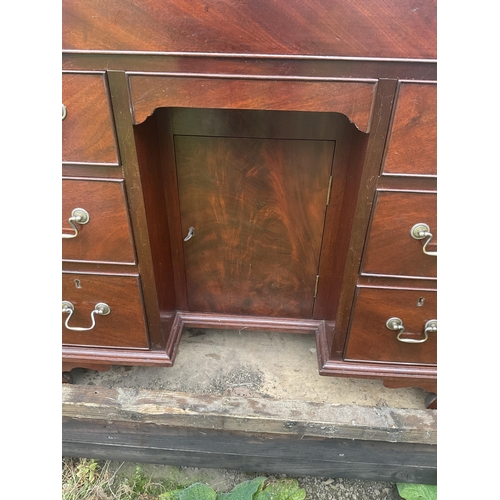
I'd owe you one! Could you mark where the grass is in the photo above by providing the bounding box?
[63,457,436,500]
[62,458,186,500]
[62,458,308,500]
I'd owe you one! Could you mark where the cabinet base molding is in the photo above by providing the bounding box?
[63,311,436,397]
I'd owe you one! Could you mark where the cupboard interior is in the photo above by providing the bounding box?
[133,107,368,350]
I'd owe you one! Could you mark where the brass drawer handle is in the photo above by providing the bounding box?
[62,301,111,331]
[62,104,67,120]
[386,317,437,344]
[410,223,437,256]
[62,208,90,239]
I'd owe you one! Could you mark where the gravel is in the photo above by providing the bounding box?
[105,462,403,499]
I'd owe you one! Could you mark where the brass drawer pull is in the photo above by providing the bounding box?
[62,104,67,120]
[62,208,90,239]
[410,223,437,256]
[62,301,111,331]
[386,317,437,344]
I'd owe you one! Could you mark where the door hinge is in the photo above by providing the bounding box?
[314,275,320,298]
[326,175,333,205]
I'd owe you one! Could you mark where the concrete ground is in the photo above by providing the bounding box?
[71,327,429,409]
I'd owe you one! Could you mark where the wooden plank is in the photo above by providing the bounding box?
[62,385,436,445]
[62,420,436,484]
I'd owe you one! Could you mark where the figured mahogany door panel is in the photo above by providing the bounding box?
[345,286,436,365]
[383,83,436,177]
[62,73,119,164]
[62,179,136,264]
[175,136,335,318]
[361,191,436,278]
[62,273,149,348]
[63,0,436,59]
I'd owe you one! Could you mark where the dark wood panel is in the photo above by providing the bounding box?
[357,275,437,290]
[129,76,376,132]
[63,420,437,464]
[62,179,136,264]
[361,191,437,278]
[175,136,334,317]
[383,83,437,176]
[62,164,124,179]
[345,287,436,365]
[329,79,398,359]
[62,273,149,348]
[107,71,165,347]
[171,108,342,140]
[313,122,367,327]
[156,109,190,311]
[62,422,436,483]
[62,343,175,368]
[62,73,119,164]
[133,113,177,346]
[377,175,437,193]
[63,440,436,484]
[62,262,138,274]
[62,0,436,59]
[179,311,319,335]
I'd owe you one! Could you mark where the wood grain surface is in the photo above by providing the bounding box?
[175,136,334,318]
[361,191,437,278]
[62,273,149,348]
[62,73,118,164]
[129,76,376,132]
[62,384,437,444]
[62,179,136,264]
[383,83,437,176]
[62,0,436,59]
[345,286,437,365]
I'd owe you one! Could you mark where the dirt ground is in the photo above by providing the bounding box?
[68,327,433,499]
[71,328,428,409]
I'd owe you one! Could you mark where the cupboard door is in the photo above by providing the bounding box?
[175,136,335,318]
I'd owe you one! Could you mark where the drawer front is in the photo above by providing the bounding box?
[62,273,149,348]
[383,83,436,176]
[361,191,437,278]
[62,179,136,264]
[62,73,119,164]
[129,76,376,132]
[345,287,436,365]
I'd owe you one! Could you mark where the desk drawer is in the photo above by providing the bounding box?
[62,73,119,164]
[345,286,436,365]
[361,191,437,278]
[383,83,436,177]
[62,273,149,348]
[62,179,136,264]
